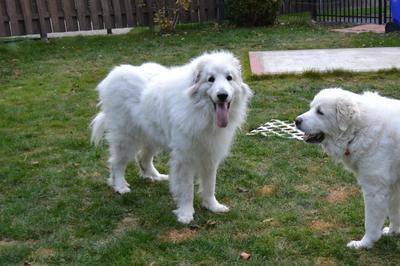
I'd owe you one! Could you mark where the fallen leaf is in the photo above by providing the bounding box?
[263,218,274,223]
[240,251,251,260]
[206,220,218,227]
[237,187,249,193]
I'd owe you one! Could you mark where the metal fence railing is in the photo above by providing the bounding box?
[281,0,392,24]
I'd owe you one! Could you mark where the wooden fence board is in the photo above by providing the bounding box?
[130,0,138,26]
[19,0,33,34]
[216,0,223,20]
[0,0,8,36]
[205,0,216,21]
[112,0,123,27]
[100,0,112,30]
[48,0,65,32]
[76,0,91,30]
[88,0,102,29]
[5,0,21,35]
[189,0,199,22]
[198,0,206,21]
[146,0,154,29]
[135,0,144,25]
[123,0,134,26]
[62,0,78,31]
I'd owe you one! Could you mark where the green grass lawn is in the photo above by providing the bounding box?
[1,21,400,265]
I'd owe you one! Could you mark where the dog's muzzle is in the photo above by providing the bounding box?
[295,117,325,143]
[303,132,325,143]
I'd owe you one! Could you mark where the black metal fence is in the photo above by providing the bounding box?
[281,0,392,24]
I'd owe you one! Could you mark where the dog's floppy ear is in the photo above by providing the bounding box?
[336,96,359,131]
[186,63,203,97]
[240,82,253,98]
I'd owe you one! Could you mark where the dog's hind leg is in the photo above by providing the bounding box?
[107,139,135,194]
[383,181,400,236]
[136,147,168,181]
[347,184,389,249]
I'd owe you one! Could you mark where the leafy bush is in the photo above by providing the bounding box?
[225,0,282,27]
[153,0,191,33]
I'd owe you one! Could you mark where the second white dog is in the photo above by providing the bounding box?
[91,51,252,224]
[296,88,400,249]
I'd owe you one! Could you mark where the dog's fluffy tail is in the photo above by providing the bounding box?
[90,112,106,146]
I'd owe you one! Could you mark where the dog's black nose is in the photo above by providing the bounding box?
[295,117,303,127]
[217,93,228,102]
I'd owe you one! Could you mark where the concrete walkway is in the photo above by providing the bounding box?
[249,47,400,75]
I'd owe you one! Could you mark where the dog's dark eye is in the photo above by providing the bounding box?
[317,108,324,115]
[226,75,233,81]
[208,76,215,83]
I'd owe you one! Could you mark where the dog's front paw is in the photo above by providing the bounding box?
[107,178,131,194]
[382,226,400,236]
[347,240,373,249]
[114,186,131,194]
[202,200,230,213]
[173,208,194,224]
[152,174,169,181]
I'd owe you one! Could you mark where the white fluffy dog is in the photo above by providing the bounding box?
[91,51,252,224]
[296,88,400,249]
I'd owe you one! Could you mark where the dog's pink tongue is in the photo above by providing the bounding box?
[216,103,229,128]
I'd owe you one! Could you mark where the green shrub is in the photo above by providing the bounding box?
[225,0,282,27]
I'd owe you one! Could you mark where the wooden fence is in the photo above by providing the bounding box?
[0,0,224,38]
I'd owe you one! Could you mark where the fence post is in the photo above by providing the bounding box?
[100,0,112,34]
[379,0,383,24]
[35,0,48,40]
[384,0,387,23]
[310,0,317,19]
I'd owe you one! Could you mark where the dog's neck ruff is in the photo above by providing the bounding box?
[323,128,360,159]
[344,130,359,157]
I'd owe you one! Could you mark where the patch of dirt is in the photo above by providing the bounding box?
[309,220,334,231]
[295,184,311,193]
[306,164,322,175]
[21,147,49,158]
[161,228,197,243]
[0,240,19,247]
[113,213,138,236]
[0,239,37,247]
[326,187,360,203]
[33,248,56,257]
[257,185,275,196]
[315,257,336,266]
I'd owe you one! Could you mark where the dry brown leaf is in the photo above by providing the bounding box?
[240,251,251,260]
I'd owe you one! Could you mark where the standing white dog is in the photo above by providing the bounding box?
[91,51,252,224]
[296,88,400,249]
